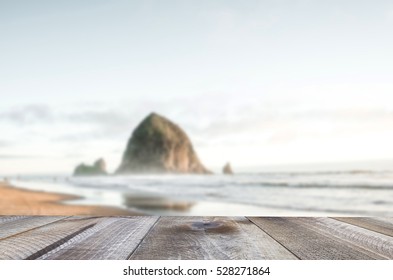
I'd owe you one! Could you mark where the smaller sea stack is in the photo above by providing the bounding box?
[73,158,107,176]
[223,162,234,175]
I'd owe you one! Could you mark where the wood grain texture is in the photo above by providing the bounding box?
[0,216,391,260]
[0,216,103,259]
[130,216,297,260]
[333,217,393,238]
[293,217,393,259]
[0,216,25,224]
[41,216,159,260]
[0,216,68,240]
[248,217,385,260]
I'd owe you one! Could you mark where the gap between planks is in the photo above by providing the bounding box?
[0,216,392,260]
[0,216,157,259]
[248,217,393,260]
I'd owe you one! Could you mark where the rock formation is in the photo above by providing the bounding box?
[223,162,234,174]
[116,112,210,174]
[73,158,107,176]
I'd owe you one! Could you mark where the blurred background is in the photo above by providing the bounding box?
[1,0,393,216]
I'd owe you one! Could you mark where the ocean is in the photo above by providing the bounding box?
[10,170,393,216]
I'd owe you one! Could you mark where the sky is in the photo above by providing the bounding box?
[1,0,393,174]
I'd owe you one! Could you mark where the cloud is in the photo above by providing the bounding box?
[2,99,393,160]
[185,103,393,150]
[0,102,135,142]
[65,109,132,134]
[0,140,11,147]
[0,154,54,159]
[0,104,53,125]
[54,108,136,143]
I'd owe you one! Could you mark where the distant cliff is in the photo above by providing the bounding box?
[223,162,234,174]
[116,113,210,174]
[73,158,107,176]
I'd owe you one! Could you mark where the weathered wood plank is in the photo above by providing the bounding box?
[248,217,385,260]
[0,216,104,259]
[0,216,390,260]
[333,217,393,238]
[0,216,25,224]
[41,216,159,260]
[293,217,393,259]
[130,216,297,260]
[0,216,68,240]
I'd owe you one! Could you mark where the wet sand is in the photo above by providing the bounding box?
[0,182,140,216]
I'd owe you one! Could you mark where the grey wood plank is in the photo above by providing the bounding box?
[0,216,25,224]
[0,216,68,239]
[41,216,159,260]
[130,216,298,260]
[0,216,105,259]
[248,217,384,260]
[294,217,393,259]
[333,217,393,238]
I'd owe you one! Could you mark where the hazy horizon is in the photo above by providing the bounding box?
[1,0,393,174]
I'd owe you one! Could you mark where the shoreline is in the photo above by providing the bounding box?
[0,181,142,216]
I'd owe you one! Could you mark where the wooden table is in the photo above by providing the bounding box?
[0,216,392,260]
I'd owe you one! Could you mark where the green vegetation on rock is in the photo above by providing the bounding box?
[73,158,107,176]
[116,112,210,174]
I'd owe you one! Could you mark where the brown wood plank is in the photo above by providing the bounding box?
[333,217,393,238]
[0,216,105,259]
[42,216,159,260]
[293,217,393,259]
[130,216,297,260]
[248,217,385,260]
[0,216,68,240]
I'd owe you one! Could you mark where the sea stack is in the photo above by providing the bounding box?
[223,162,234,175]
[116,112,210,174]
[73,158,107,176]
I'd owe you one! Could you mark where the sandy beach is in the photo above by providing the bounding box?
[0,181,139,216]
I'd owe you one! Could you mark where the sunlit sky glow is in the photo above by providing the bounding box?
[1,0,393,174]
